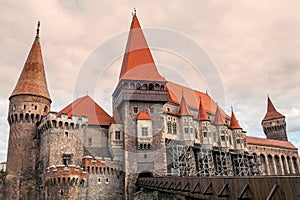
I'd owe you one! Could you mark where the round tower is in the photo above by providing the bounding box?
[5,22,51,200]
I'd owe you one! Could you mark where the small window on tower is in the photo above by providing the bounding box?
[34,105,38,110]
[88,138,92,146]
[141,127,148,137]
[63,154,71,166]
[44,106,48,113]
[236,139,241,144]
[65,132,68,137]
[115,131,121,140]
[23,105,26,110]
[133,107,138,113]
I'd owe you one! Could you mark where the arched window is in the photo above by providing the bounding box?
[287,156,293,174]
[274,155,282,175]
[149,84,154,90]
[281,156,288,175]
[292,157,299,174]
[268,155,275,175]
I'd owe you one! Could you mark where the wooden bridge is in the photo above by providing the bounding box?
[137,176,300,199]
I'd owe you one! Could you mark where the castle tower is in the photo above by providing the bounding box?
[6,22,51,199]
[197,98,211,144]
[229,109,245,150]
[262,96,287,141]
[178,93,194,142]
[112,10,168,199]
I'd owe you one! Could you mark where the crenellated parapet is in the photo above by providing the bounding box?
[38,112,88,134]
[45,165,87,187]
[82,156,122,176]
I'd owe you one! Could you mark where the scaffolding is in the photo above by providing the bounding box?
[196,147,215,177]
[166,140,197,177]
[213,150,233,176]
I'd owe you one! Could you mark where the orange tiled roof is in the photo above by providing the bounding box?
[230,111,241,129]
[59,95,113,126]
[10,24,51,101]
[198,97,209,121]
[246,136,297,150]
[178,94,192,116]
[166,82,229,118]
[262,97,285,122]
[214,106,227,125]
[119,15,165,82]
[137,112,151,120]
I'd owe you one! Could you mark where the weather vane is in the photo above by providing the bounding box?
[36,21,40,36]
[132,8,136,17]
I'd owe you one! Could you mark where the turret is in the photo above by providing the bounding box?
[5,22,51,200]
[178,93,194,142]
[197,98,211,144]
[262,96,287,141]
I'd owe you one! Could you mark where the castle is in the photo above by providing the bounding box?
[4,11,299,200]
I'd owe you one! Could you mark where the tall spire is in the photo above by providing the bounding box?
[230,107,241,129]
[119,10,165,82]
[178,93,192,116]
[198,97,209,121]
[214,105,226,125]
[10,21,51,101]
[262,96,284,122]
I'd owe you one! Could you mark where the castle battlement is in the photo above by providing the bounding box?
[45,165,87,186]
[38,112,88,133]
[82,156,122,176]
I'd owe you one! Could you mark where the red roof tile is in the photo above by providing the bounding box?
[178,94,192,116]
[119,15,165,82]
[246,136,297,150]
[137,112,151,120]
[59,95,113,126]
[230,111,241,129]
[166,82,229,118]
[214,106,227,125]
[198,97,209,121]
[262,96,285,122]
[10,23,51,101]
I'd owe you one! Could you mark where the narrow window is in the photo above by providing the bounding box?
[141,127,148,137]
[23,105,26,110]
[149,107,154,113]
[203,132,207,137]
[184,127,189,134]
[115,131,121,140]
[88,138,92,146]
[65,132,68,137]
[236,139,241,144]
[167,121,172,134]
[221,135,226,141]
[44,106,48,113]
[63,154,71,166]
[133,107,138,113]
[34,105,38,110]
[144,154,147,158]
[172,123,177,134]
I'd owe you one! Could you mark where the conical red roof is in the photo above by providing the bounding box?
[137,112,151,120]
[230,111,241,129]
[59,95,113,126]
[198,98,209,121]
[214,106,226,125]
[10,22,51,101]
[178,94,192,116]
[119,13,165,82]
[262,97,285,122]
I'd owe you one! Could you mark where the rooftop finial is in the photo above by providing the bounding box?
[36,21,40,37]
[231,106,233,112]
[132,8,136,17]
[181,90,184,98]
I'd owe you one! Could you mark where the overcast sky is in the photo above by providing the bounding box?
[0,0,300,161]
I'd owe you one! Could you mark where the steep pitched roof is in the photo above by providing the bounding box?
[214,106,227,125]
[137,112,151,120]
[59,95,113,126]
[10,22,51,101]
[119,13,165,82]
[262,96,285,122]
[246,136,297,150]
[178,94,193,116]
[230,110,241,129]
[166,82,229,118]
[198,98,209,121]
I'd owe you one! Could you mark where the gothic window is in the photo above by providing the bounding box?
[141,127,148,137]
[63,154,71,166]
[172,123,177,134]
[184,127,189,134]
[88,138,92,146]
[115,131,121,140]
[167,121,172,134]
[133,107,138,114]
